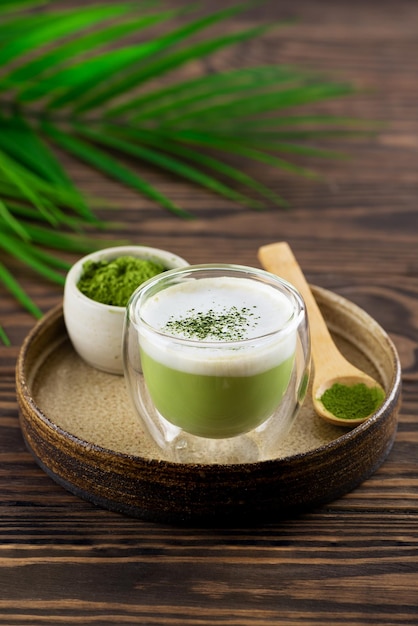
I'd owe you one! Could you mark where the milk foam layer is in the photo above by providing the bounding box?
[138,276,298,376]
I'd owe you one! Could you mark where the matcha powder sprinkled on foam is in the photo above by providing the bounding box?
[78,256,165,307]
[320,382,385,420]
[164,306,260,340]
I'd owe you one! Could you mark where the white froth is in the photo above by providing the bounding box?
[138,276,298,375]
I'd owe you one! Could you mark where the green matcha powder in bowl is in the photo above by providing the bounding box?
[77,255,165,308]
[63,246,189,375]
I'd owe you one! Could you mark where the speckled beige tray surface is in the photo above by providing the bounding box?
[17,286,401,523]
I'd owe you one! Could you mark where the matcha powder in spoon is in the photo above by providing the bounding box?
[77,255,165,307]
[320,382,385,421]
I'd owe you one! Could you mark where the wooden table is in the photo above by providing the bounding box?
[1,1,417,623]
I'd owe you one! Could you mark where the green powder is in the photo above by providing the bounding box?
[320,382,385,420]
[77,255,165,307]
[164,306,260,340]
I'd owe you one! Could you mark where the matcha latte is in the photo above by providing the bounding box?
[131,268,301,439]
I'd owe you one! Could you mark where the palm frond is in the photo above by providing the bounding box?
[74,122,267,210]
[0,0,369,342]
[42,121,191,218]
[127,65,307,122]
[0,324,11,347]
[107,124,291,208]
[0,259,43,319]
[7,9,180,85]
[77,4,261,115]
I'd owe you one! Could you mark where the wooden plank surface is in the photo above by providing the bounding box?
[1,1,418,624]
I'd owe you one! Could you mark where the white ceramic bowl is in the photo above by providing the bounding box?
[63,245,189,375]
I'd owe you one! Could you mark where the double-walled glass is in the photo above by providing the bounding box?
[123,264,310,464]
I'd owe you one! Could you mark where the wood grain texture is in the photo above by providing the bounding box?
[1,0,418,623]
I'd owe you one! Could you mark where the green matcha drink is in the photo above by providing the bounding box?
[136,270,299,439]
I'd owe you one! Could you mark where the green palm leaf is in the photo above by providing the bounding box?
[0,260,43,319]
[73,122,267,210]
[7,9,180,85]
[0,0,367,343]
[77,4,261,114]
[42,121,191,218]
[106,124,290,207]
[127,66,306,123]
[0,197,30,240]
[157,83,354,129]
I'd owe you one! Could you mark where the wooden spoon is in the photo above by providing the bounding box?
[258,241,385,426]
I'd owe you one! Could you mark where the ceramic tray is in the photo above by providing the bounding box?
[16,286,401,524]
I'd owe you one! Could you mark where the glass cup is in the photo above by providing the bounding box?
[123,264,310,464]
